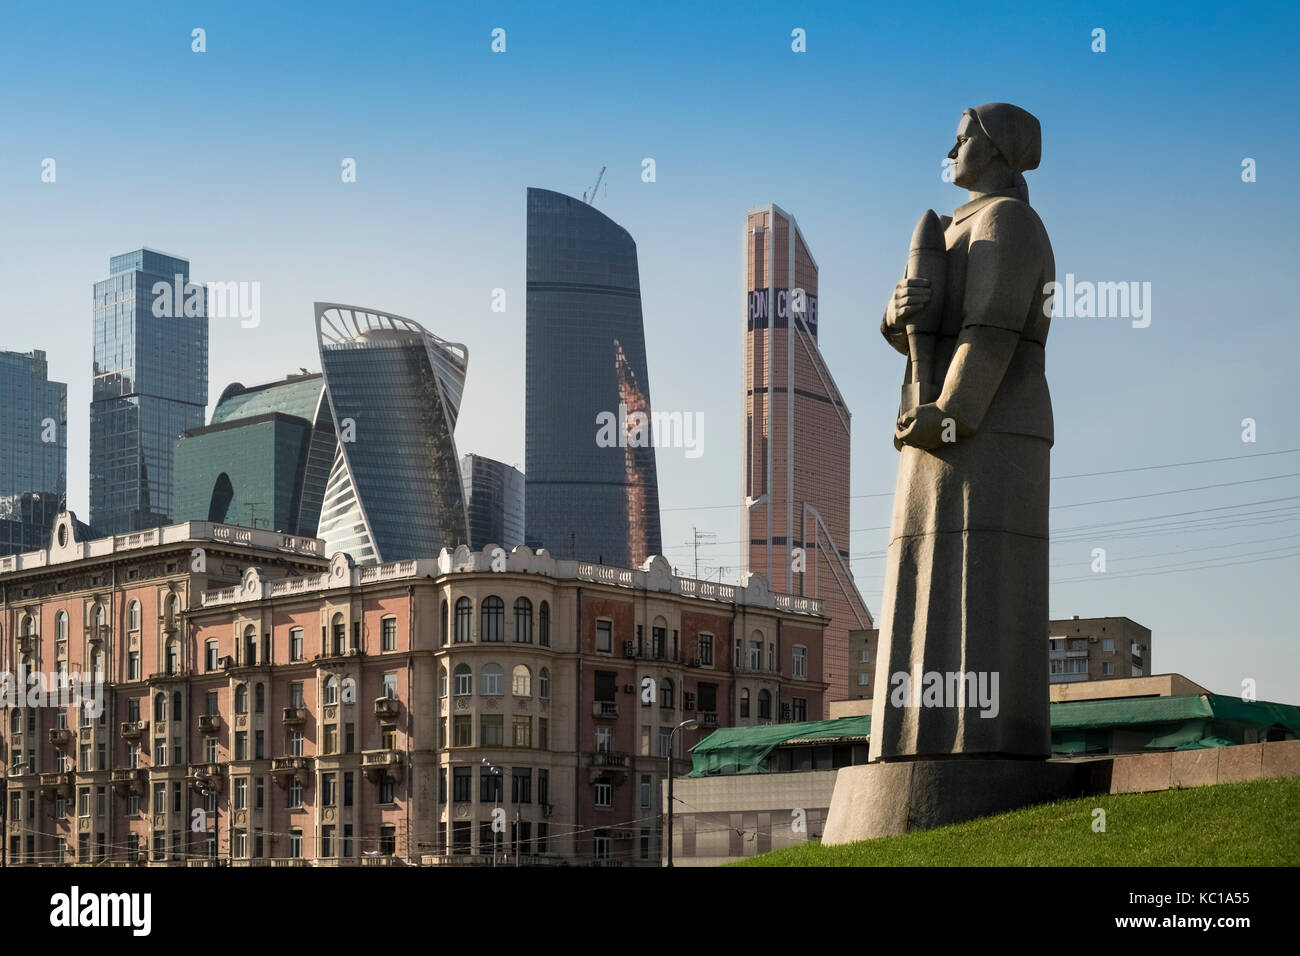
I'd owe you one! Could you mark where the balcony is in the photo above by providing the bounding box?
[37,772,72,799]
[591,701,618,719]
[360,855,400,867]
[361,749,404,783]
[189,764,225,791]
[589,751,630,770]
[86,625,108,645]
[120,721,148,739]
[282,707,307,725]
[48,727,73,747]
[699,711,719,729]
[373,697,400,720]
[270,756,313,786]
[269,858,309,868]
[111,768,145,794]
[197,714,220,735]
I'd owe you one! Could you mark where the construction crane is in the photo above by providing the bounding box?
[582,165,606,205]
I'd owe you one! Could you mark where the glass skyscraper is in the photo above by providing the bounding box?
[0,349,67,555]
[90,249,208,534]
[173,373,336,536]
[460,453,525,551]
[525,187,662,566]
[315,303,469,564]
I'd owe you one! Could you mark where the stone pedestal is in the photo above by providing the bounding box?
[821,757,1099,844]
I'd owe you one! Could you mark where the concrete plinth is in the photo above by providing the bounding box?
[821,757,1096,844]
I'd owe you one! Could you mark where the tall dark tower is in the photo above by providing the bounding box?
[525,188,662,567]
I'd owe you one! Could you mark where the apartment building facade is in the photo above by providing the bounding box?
[2,525,826,866]
[1048,616,1152,684]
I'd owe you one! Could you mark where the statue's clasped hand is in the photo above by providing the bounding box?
[896,402,951,450]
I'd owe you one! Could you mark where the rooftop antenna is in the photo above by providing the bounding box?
[582,165,606,205]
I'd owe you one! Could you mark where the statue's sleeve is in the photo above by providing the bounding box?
[936,200,1043,434]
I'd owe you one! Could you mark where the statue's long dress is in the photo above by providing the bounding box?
[871,187,1056,759]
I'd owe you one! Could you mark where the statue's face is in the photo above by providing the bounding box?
[947,113,997,188]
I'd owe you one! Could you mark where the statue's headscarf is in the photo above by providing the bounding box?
[968,103,1041,174]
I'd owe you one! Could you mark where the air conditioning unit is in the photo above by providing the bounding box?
[623,641,635,658]
[220,656,234,670]
[689,658,701,668]
[780,703,792,721]
[1088,636,1098,643]
[683,693,696,710]
[622,684,634,694]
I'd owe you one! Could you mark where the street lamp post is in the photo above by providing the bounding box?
[665,718,698,868]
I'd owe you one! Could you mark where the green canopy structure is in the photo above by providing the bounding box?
[688,716,870,777]
[686,694,1300,775]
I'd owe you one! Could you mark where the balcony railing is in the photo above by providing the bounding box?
[699,711,719,728]
[373,697,400,720]
[269,858,309,867]
[120,721,148,739]
[589,751,630,770]
[591,701,618,719]
[197,714,220,734]
[48,727,73,747]
[282,707,307,725]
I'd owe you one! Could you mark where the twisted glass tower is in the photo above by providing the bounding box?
[315,303,469,564]
[525,187,662,566]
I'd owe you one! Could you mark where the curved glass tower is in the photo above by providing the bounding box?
[525,187,662,566]
[315,303,469,563]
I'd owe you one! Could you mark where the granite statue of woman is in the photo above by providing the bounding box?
[871,103,1056,760]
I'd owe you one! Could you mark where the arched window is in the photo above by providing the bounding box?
[539,601,550,647]
[244,624,257,666]
[154,693,166,723]
[325,675,339,706]
[89,650,102,676]
[92,605,104,631]
[661,678,675,709]
[127,601,140,631]
[512,665,531,697]
[539,667,550,699]
[235,684,247,714]
[758,688,772,720]
[165,594,179,619]
[454,598,472,643]
[172,691,183,721]
[205,638,219,671]
[165,640,178,675]
[740,687,751,718]
[438,665,448,699]
[453,664,472,696]
[481,663,504,696]
[20,615,34,640]
[55,611,68,641]
[255,683,265,714]
[9,709,19,733]
[480,597,504,642]
[440,600,449,647]
[514,598,533,643]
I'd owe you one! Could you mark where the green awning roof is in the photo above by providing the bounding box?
[687,694,1300,776]
[688,716,870,776]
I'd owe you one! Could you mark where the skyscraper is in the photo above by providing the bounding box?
[461,453,525,551]
[525,187,662,566]
[173,372,336,535]
[90,249,208,534]
[0,349,67,555]
[741,204,873,710]
[315,303,469,564]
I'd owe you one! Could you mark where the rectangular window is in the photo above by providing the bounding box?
[453,767,472,802]
[345,722,355,753]
[640,725,651,757]
[454,716,472,747]
[382,618,397,651]
[538,718,548,751]
[290,628,304,661]
[152,739,165,766]
[381,725,396,749]
[659,727,671,758]
[235,777,248,810]
[234,731,247,761]
[322,773,336,806]
[78,787,90,817]
[596,725,613,752]
[749,640,762,670]
[480,715,504,747]
[793,645,808,679]
[538,769,549,806]
[343,771,354,807]
[595,620,612,653]
[203,737,218,762]
[512,715,531,748]
[289,730,304,756]
[792,698,807,722]
[289,682,304,708]
[289,828,302,859]
[698,634,713,666]
[288,780,303,808]
[1102,638,1115,652]
[380,826,395,855]
[323,725,338,754]
[480,766,501,803]
[256,776,265,810]
[172,782,182,813]
[342,824,353,858]
[128,651,140,680]
[233,829,247,859]
[594,780,612,807]
[640,774,651,808]
[1102,661,1115,675]
[255,730,265,760]
[321,825,335,858]
[512,768,531,804]
[382,672,397,700]
[439,768,447,804]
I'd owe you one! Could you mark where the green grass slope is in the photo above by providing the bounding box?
[731,776,1300,866]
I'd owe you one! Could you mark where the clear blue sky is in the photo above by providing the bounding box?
[1,1,1297,700]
